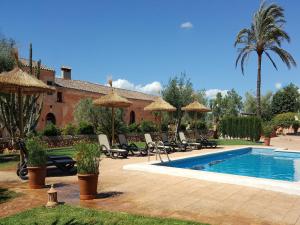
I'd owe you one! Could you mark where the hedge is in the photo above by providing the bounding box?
[220,116,262,141]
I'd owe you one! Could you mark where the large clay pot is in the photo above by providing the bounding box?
[28,166,46,189]
[264,137,271,146]
[78,173,99,200]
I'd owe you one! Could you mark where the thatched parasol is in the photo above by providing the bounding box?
[182,100,211,134]
[0,68,55,163]
[144,97,176,131]
[181,101,211,113]
[93,80,132,144]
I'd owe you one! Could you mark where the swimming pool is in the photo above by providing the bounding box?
[157,148,300,182]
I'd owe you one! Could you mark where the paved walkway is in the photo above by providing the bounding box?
[1,136,300,225]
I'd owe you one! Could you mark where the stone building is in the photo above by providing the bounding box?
[19,59,156,131]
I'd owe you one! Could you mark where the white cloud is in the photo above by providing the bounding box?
[180,22,193,29]
[275,82,282,89]
[111,79,162,95]
[205,89,228,99]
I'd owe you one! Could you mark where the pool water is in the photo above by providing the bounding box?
[158,148,300,182]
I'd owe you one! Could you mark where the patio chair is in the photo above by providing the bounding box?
[118,134,147,156]
[144,133,170,161]
[178,132,202,150]
[16,139,76,180]
[196,133,218,148]
[144,133,172,154]
[98,134,128,159]
[161,132,187,151]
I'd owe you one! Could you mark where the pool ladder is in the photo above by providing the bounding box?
[147,141,171,163]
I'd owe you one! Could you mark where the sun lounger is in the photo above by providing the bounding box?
[16,139,76,180]
[98,134,128,159]
[162,132,187,151]
[196,133,218,148]
[144,133,171,154]
[178,132,202,150]
[118,134,147,156]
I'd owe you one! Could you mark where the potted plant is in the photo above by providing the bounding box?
[76,142,100,200]
[262,124,274,146]
[26,138,47,189]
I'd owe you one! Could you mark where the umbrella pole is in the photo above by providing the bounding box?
[18,88,24,165]
[112,107,115,145]
[194,112,197,139]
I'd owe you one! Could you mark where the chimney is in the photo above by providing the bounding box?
[61,66,71,80]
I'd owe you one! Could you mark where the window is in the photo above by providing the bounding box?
[57,92,63,103]
[47,81,53,86]
[46,113,56,125]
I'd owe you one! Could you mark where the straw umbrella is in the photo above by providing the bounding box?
[0,68,55,163]
[182,100,211,135]
[144,97,176,131]
[93,81,132,145]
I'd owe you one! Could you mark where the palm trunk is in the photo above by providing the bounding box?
[256,53,262,117]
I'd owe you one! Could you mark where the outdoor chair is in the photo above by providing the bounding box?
[178,132,202,150]
[161,132,187,151]
[118,134,147,156]
[16,139,76,180]
[98,134,128,159]
[144,133,171,161]
[144,133,172,154]
[196,133,218,148]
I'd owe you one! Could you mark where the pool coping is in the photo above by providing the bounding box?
[123,146,300,196]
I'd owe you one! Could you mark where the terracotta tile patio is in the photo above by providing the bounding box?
[1,136,300,225]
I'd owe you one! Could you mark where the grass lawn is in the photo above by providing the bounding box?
[212,139,262,145]
[0,188,21,204]
[0,204,207,225]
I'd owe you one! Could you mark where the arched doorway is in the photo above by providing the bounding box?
[129,111,135,124]
[45,113,56,125]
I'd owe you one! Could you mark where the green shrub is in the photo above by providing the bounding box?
[191,121,208,133]
[140,120,157,133]
[220,116,262,141]
[26,138,47,167]
[292,121,300,134]
[75,142,100,174]
[262,123,274,138]
[128,123,140,133]
[42,123,61,136]
[273,112,297,128]
[161,123,168,132]
[77,122,95,135]
[62,123,77,136]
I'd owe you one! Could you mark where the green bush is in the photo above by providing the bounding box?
[161,123,168,132]
[262,123,274,138]
[191,121,208,133]
[179,123,187,131]
[128,123,140,133]
[62,123,77,136]
[42,123,61,136]
[26,138,47,167]
[272,112,297,128]
[220,116,262,141]
[77,122,95,135]
[140,120,157,133]
[292,121,300,134]
[75,142,100,174]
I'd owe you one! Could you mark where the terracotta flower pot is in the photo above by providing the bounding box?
[28,166,46,189]
[78,173,99,200]
[264,137,271,146]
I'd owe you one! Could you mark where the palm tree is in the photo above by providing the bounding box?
[235,2,296,117]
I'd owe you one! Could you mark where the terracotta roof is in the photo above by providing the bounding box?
[55,78,156,101]
[19,58,55,72]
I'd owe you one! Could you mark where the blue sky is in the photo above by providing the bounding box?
[0,0,299,97]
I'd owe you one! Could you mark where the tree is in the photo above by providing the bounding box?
[74,98,127,140]
[0,40,42,138]
[210,89,243,120]
[235,2,296,117]
[271,83,300,115]
[244,91,273,121]
[162,73,193,132]
[223,89,243,117]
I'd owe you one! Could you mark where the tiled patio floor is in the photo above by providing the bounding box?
[1,136,300,225]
